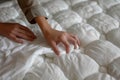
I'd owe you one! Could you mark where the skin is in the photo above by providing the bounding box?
[35,16,80,55]
[0,16,80,56]
[0,23,36,43]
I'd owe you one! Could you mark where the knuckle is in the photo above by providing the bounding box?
[10,29,15,34]
[73,39,77,44]
[66,44,69,47]
[13,24,21,31]
[73,35,78,39]
[73,41,77,45]
[8,33,13,37]
[61,32,67,36]
[60,32,67,39]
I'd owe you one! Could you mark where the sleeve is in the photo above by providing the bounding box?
[17,0,48,24]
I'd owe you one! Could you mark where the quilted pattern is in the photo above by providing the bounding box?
[0,0,120,80]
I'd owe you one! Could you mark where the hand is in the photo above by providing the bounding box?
[44,29,80,56]
[0,23,36,43]
[35,16,80,55]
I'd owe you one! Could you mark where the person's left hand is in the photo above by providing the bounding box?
[44,29,80,56]
[35,16,80,56]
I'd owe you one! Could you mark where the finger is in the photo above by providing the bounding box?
[60,37,70,54]
[19,29,36,38]
[19,25,32,33]
[14,32,35,41]
[50,41,60,56]
[18,29,36,39]
[18,26,36,38]
[71,34,80,46]
[68,36,78,49]
[74,37,80,46]
[14,27,36,41]
[8,34,23,43]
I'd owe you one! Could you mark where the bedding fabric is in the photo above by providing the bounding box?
[0,0,120,80]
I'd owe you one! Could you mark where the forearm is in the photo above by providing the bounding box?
[35,16,52,34]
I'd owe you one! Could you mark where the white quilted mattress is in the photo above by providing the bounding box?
[0,0,120,80]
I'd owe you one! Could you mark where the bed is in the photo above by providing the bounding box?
[0,0,120,80]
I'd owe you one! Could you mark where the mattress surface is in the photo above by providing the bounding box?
[0,0,120,80]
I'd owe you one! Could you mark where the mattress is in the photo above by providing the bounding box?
[0,0,120,80]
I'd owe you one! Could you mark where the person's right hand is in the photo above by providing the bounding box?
[0,23,36,43]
